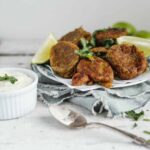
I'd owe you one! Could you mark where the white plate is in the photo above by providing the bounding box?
[36,65,150,91]
[54,71,150,91]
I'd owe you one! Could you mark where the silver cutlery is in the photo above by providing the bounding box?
[49,105,150,149]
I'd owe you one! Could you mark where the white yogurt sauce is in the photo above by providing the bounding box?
[0,72,33,92]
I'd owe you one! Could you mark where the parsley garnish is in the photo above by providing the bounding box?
[92,29,116,48]
[143,131,150,135]
[100,39,116,48]
[0,74,18,84]
[143,118,150,122]
[125,110,144,121]
[146,139,150,144]
[75,38,94,60]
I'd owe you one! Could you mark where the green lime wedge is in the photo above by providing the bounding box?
[135,30,150,39]
[117,36,150,57]
[112,21,136,35]
[32,33,57,64]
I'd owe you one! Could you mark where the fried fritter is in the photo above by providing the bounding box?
[60,27,91,46]
[91,47,108,58]
[91,47,108,53]
[50,41,79,78]
[72,57,114,88]
[72,72,90,86]
[94,28,127,46]
[106,44,148,80]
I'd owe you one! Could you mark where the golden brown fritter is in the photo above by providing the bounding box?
[72,57,114,88]
[106,44,148,80]
[95,28,127,46]
[91,47,108,58]
[72,73,90,86]
[60,27,91,46]
[91,47,108,53]
[50,41,79,78]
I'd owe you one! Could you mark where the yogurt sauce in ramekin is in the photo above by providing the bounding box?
[0,72,33,92]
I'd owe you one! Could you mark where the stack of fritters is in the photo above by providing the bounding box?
[50,27,148,88]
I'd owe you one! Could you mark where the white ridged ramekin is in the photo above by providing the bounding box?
[0,68,38,120]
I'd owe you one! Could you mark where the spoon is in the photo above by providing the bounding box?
[49,105,150,149]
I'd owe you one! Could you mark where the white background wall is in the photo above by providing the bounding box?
[0,0,150,39]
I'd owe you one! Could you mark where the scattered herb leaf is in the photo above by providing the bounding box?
[143,118,150,122]
[0,74,18,84]
[143,131,150,135]
[146,139,150,144]
[125,110,144,121]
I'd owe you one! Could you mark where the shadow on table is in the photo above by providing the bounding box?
[39,116,72,130]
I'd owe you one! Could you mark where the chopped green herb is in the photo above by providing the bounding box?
[146,139,150,143]
[0,74,18,84]
[80,38,88,48]
[89,37,96,47]
[143,131,150,135]
[100,39,116,48]
[133,123,138,128]
[143,118,150,122]
[75,49,93,60]
[92,29,116,48]
[80,38,95,49]
[75,38,94,60]
[125,110,144,121]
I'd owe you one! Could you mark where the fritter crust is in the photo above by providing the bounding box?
[50,41,79,78]
[72,57,114,88]
[95,28,127,46]
[106,44,148,80]
[60,27,91,46]
[91,47,108,58]
[91,47,108,53]
[72,73,90,86]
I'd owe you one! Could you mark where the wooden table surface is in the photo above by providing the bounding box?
[0,39,150,150]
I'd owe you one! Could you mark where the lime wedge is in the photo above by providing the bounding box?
[112,21,136,35]
[134,30,150,39]
[117,36,150,57]
[32,33,57,64]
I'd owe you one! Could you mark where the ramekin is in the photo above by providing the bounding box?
[0,68,38,120]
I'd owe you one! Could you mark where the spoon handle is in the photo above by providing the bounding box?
[87,122,150,148]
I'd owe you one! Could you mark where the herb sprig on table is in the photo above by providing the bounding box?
[125,110,144,121]
[143,131,150,135]
[0,74,18,84]
[143,118,150,122]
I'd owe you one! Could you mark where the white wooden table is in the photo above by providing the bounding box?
[0,39,150,150]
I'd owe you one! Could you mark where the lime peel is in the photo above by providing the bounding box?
[135,30,150,39]
[112,21,136,35]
